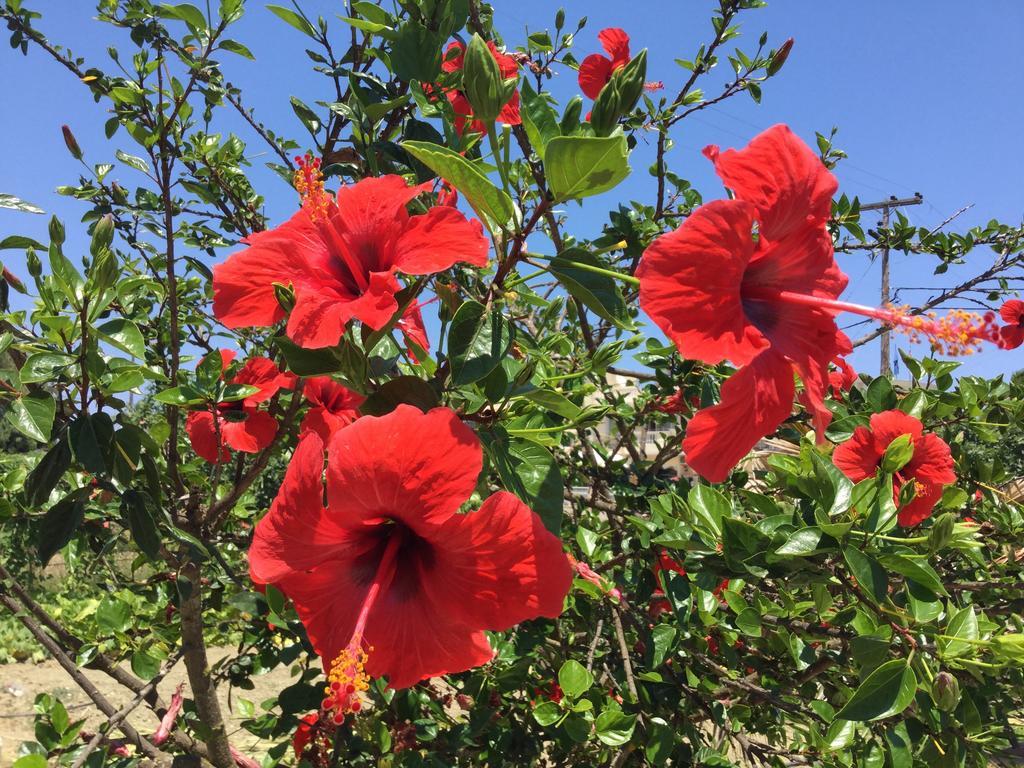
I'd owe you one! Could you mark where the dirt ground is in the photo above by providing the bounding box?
[0,648,300,767]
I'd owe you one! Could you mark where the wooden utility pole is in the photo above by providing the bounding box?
[858,194,924,375]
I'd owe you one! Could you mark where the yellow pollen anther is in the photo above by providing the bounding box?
[885,304,999,357]
[321,640,371,726]
[294,153,330,222]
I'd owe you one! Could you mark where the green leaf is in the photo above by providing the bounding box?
[97,595,133,634]
[121,489,161,558]
[0,235,46,250]
[5,394,55,443]
[115,149,150,174]
[221,384,261,403]
[774,527,824,556]
[20,352,75,383]
[520,389,582,420]
[13,755,47,768]
[880,433,914,473]
[361,376,439,416]
[69,413,113,475]
[95,318,145,359]
[548,248,631,328]
[544,134,631,201]
[160,2,208,30]
[219,39,255,59]
[520,79,560,152]
[266,4,316,37]
[403,140,516,233]
[37,490,87,565]
[483,430,563,534]
[448,300,514,385]
[153,385,206,406]
[687,484,728,537]
[274,335,346,377]
[0,193,44,214]
[834,659,917,721]
[650,624,676,667]
[595,708,636,746]
[390,22,443,82]
[25,437,72,507]
[876,553,949,597]
[735,607,763,637]
[940,606,978,658]
[557,660,593,699]
[842,546,888,603]
[131,646,163,679]
[532,701,561,726]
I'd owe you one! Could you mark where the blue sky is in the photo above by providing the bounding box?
[1,1,1022,378]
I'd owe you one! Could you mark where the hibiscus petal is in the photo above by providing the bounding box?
[907,433,956,486]
[681,350,795,483]
[833,425,880,483]
[234,356,292,406]
[638,199,767,366]
[999,299,1024,325]
[1000,324,1024,349]
[598,27,630,67]
[497,88,522,126]
[423,491,572,631]
[249,433,354,585]
[441,41,465,73]
[326,405,482,530]
[333,176,431,256]
[220,409,278,454]
[897,481,944,527]
[867,410,924,454]
[578,54,613,99]
[213,209,319,329]
[185,410,230,464]
[286,290,353,349]
[391,206,489,274]
[705,124,838,241]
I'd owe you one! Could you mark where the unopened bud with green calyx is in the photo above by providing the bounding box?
[767,38,794,77]
[589,78,622,136]
[62,124,83,160]
[90,214,115,256]
[932,672,960,712]
[89,248,119,294]
[881,433,915,473]
[462,34,516,125]
[929,512,955,551]
[26,248,43,279]
[560,96,583,134]
[48,216,65,246]
[110,182,128,205]
[615,48,648,113]
[273,282,296,313]
[555,8,565,30]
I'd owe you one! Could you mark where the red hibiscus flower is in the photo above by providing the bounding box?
[828,357,858,401]
[833,410,956,527]
[648,589,672,619]
[436,180,459,208]
[397,301,431,362]
[300,377,365,442]
[185,351,293,464]
[569,556,621,601]
[213,161,489,349]
[637,125,849,482]
[651,389,698,415]
[292,713,318,757]
[441,40,522,135]
[652,550,685,589]
[249,405,571,721]
[998,299,1024,349]
[578,28,632,99]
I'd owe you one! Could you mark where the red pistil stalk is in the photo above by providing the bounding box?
[321,528,404,725]
[744,287,1001,356]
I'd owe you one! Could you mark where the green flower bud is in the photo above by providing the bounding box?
[110,182,128,205]
[48,216,65,247]
[26,248,43,279]
[90,214,115,256]
[560,96,583,134]
[61,124,83,160]
[555,8,565,30]
[932,671,960,712]
[589,78,622,136]
[273,282,296,313]
[616,48,648,113]
[928,512,955,552]
[462,34,514,125]
[881,433,915,473]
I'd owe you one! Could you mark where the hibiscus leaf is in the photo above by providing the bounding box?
[557,660,593,699]
[447,300,514,385]
[481,428,563,534]
[544,134,631,202]
[0,193,44,214]
[69,413,114,476]
[361,376,440,416]
[520,79,560,152]
[402,140,517,233]
[842,546,889,604]
[95,318,145,359]
[25,436,72,508]
[265,4,316,38]
[548,248,632,329]
[834,659,917,722]
[876,553,949,598]
[390,22,443,82]
[5,393,55,443]
[595,708,636,746]
[121,488,161,559]
[37,489,88,565]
